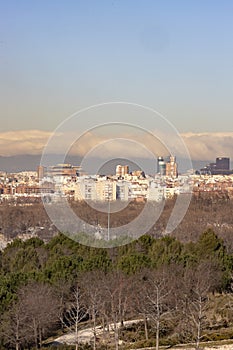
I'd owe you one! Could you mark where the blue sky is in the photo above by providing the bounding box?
[0,1,233,160]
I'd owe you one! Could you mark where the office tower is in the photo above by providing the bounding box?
[166,155,178,178]
[216,157,230,170]
[200,157,231,175]
[157,157,166,175]
[37,165,45,180]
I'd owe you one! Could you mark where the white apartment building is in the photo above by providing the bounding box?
[116,181,129,201]
[129,180,148,199]
[74,178,116,201]
[147,181,164,201]
[96,180,116,201]
[80,178,97,201]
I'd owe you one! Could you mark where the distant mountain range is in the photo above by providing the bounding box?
[0,155,42,173]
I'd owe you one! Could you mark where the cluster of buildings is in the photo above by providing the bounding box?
[192,174,233,198]
[198,157,233,175]
[0,156,187,202]
[157,156,178,178]
[37,156,184,202]
[1,155,233,203]
[191,157,233,198]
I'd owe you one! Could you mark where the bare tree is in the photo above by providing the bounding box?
[143,267,176,350]
[131,271,150,341]
[0,300,28,350]
[19,282,60,349]
[54,278,74,332]
[80,271,105,350]
[99,271,130,350]
[61,283,88,350]
[180,261,222,350]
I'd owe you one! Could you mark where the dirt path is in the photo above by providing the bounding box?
[54,321,233,350]
[54,319,140,345]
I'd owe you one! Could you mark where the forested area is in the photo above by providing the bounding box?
[1,229,233,350]
[1,196,233,250]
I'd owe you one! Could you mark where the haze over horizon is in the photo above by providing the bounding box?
[1,1,233,165]
[0,153,232,176]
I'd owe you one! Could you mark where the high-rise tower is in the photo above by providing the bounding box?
[157,157,166,175]
[166,155,178,178]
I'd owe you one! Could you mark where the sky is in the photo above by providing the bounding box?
[0,0,233,163]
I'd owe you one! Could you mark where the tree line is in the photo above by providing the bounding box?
[1,196,233,250]
[1,229,233,349]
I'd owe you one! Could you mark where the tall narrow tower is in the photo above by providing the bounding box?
[37,166,45,180]
[166,155,178,178]
[157,157,166,175]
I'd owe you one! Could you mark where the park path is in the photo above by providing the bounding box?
[54,321,233,350]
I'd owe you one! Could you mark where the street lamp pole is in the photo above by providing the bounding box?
[107,195,110,241]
